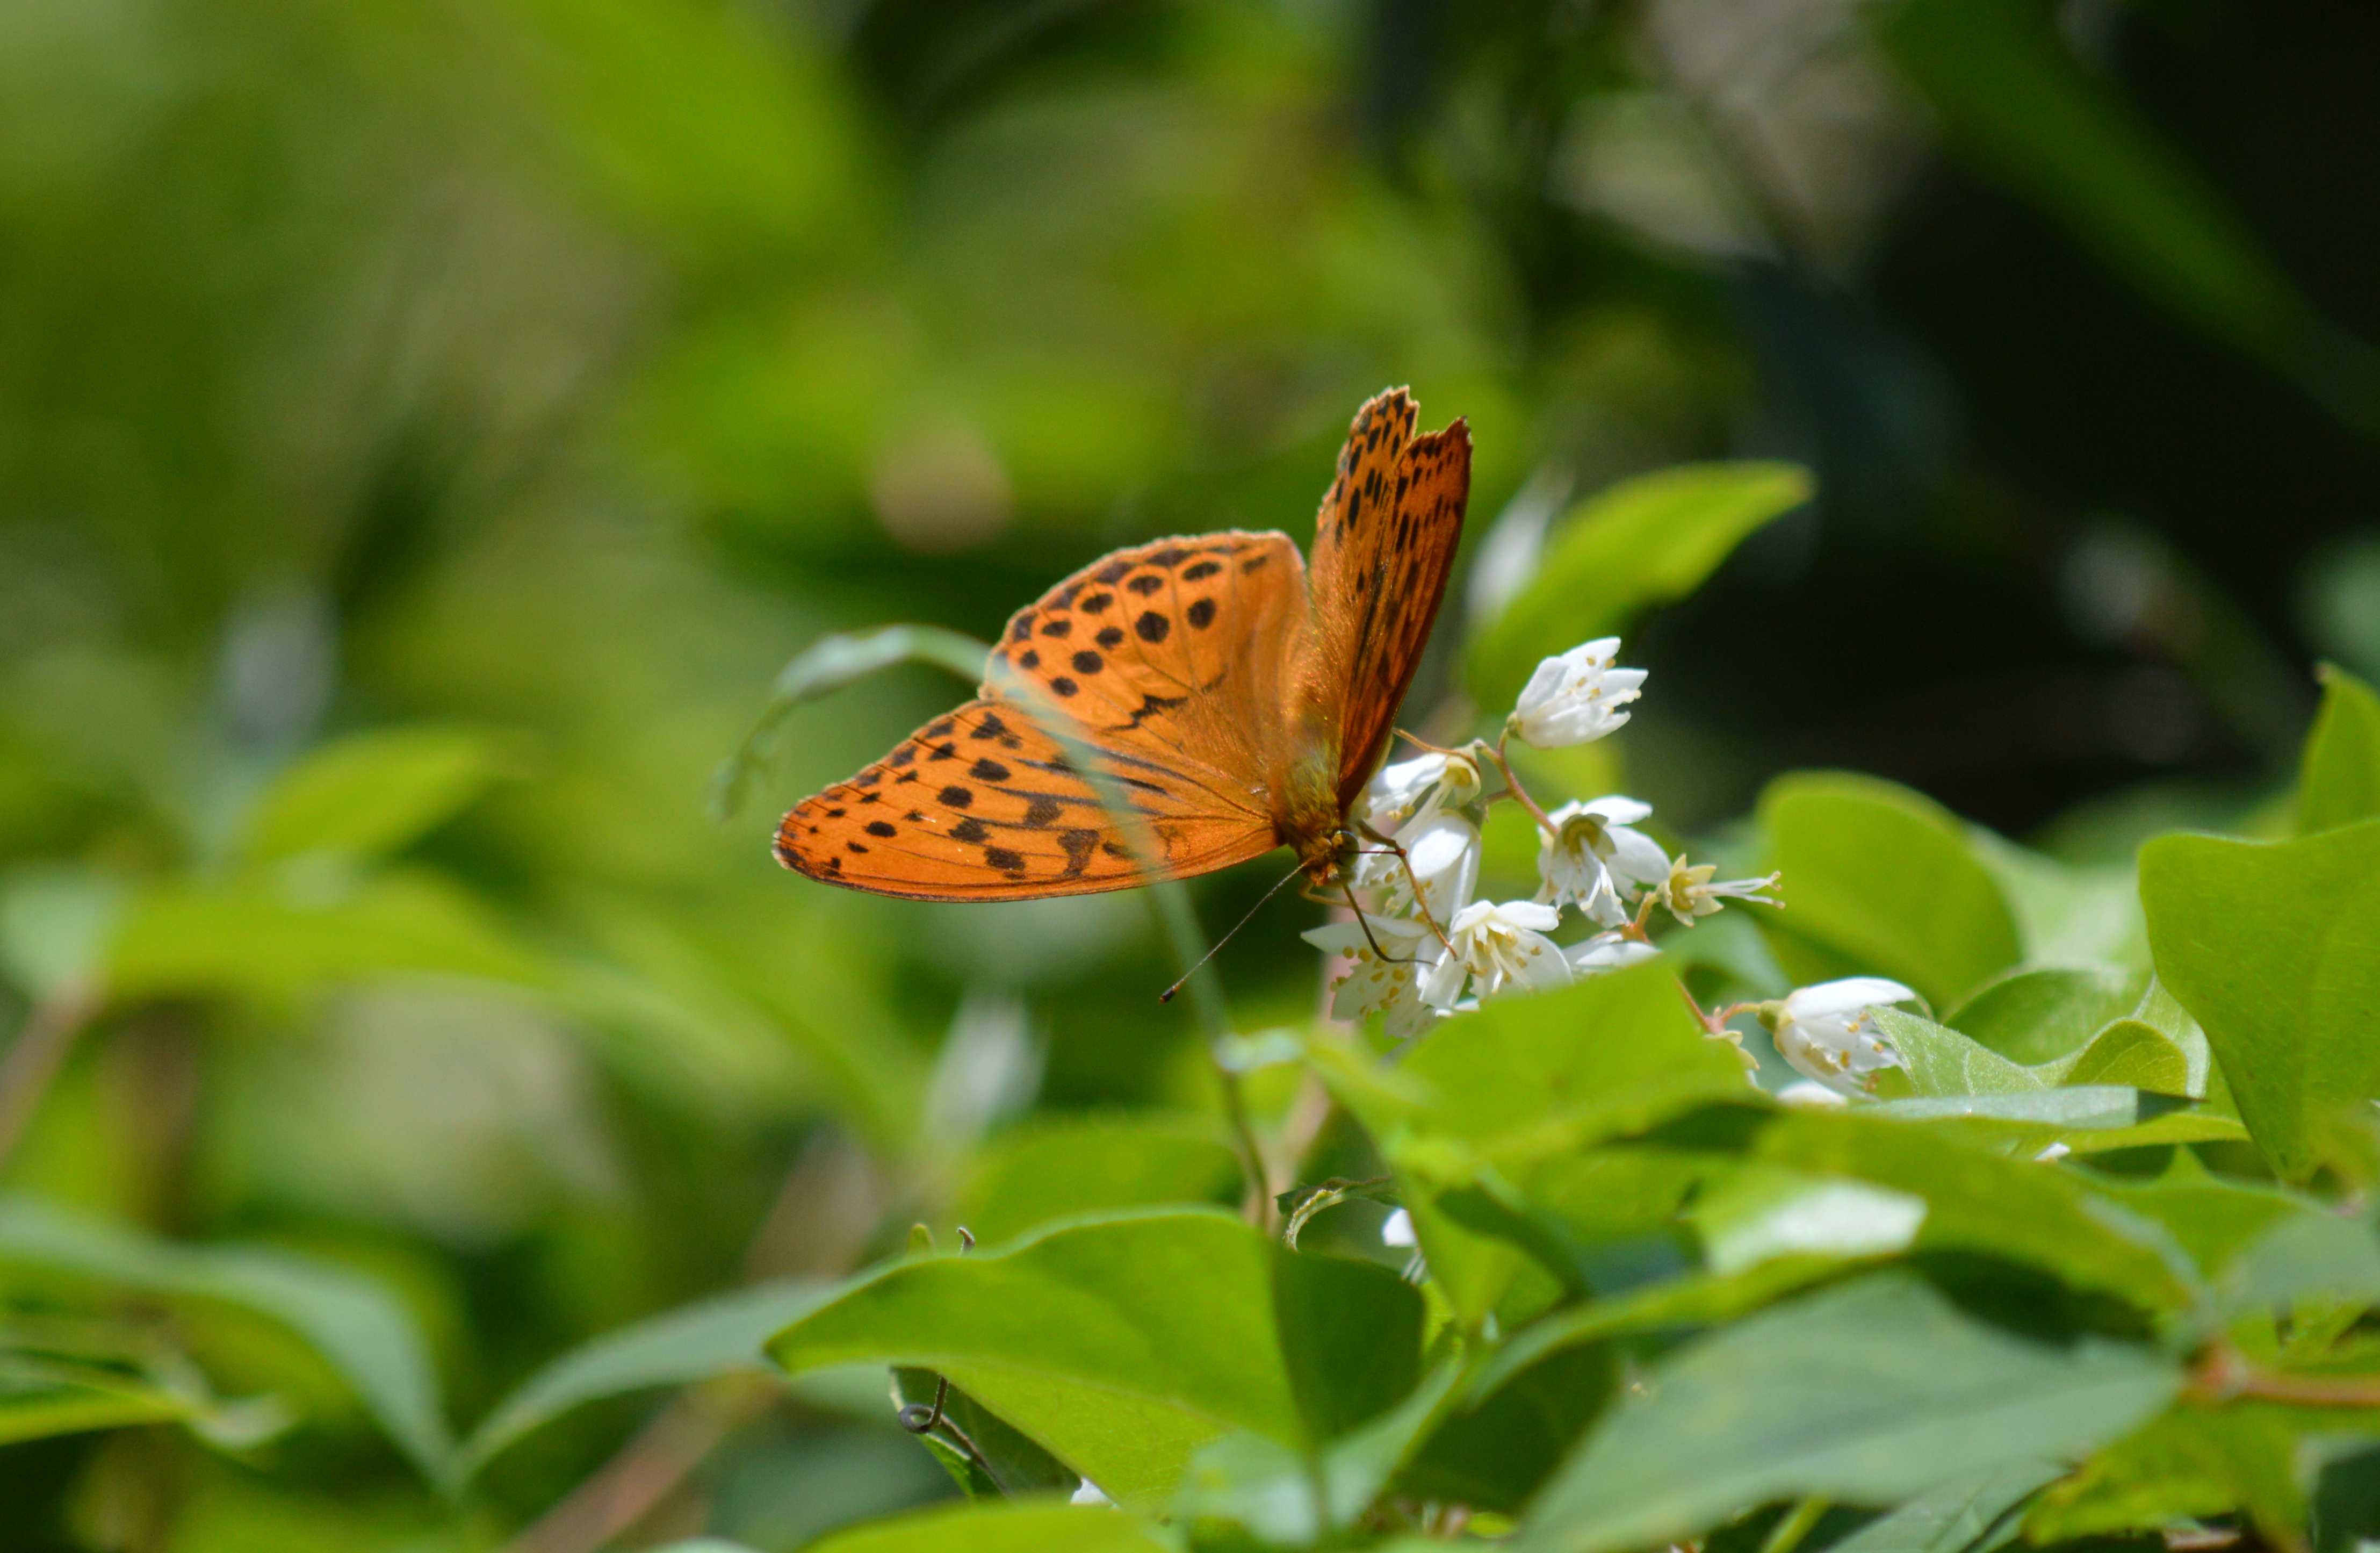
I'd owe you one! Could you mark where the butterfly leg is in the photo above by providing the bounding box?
[1352,819,1457,954]
[1340,882,1428,966]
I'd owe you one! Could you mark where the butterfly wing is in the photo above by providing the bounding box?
[776,531,1305,901]
[1304,387,1472,811]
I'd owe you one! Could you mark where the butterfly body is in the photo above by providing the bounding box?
[775,389,1469,902]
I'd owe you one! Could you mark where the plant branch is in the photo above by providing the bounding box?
[2190,1342,2380,1408]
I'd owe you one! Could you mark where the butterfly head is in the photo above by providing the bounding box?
[1297,824,1365,890]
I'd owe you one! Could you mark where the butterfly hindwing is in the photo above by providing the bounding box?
[1307,389,1472,809]
[777,531,1303,901]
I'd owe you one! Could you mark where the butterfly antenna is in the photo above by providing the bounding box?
[1158,857,1309,1003]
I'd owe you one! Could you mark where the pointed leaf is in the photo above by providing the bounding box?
[2141,820,2380,1181]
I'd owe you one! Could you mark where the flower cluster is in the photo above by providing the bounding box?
[1304,637,1781,1044]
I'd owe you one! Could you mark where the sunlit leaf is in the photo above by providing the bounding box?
[954,1116,1243,1247]
[2140,819,2380,1181]
[1944,966,2145,1068]
[1757,774,2021,1009]
[2298,665,2380,836]
[1467,463,1812,709]
[767,1210,1421,1507]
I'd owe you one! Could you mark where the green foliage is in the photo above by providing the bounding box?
[769,1211,1423,1507]
[2141,821,2380,1182]
[0,1196,451,1484]
[1518,1275,2177,1553]
[2297,666,2380,835]
[4,2,2378,1545]
[1757,774,2023,1009]
[458,1280,836,1479]
[1467,463,1812,709]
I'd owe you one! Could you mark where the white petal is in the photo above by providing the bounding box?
[1578,794,1654,825]
[1783,977,1917,1019]
[1492,900,1562,932]
[1380,1207,1416,1247]
[1604,824,1671,889]
[1777,1080,1850,1109]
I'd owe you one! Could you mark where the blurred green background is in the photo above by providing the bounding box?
[2,0,2376,1547]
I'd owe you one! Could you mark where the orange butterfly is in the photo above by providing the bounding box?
[775,387,1469,904]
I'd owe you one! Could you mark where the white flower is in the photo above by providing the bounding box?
[1071,1479,1113,1507]
[1566,931,1660,977]
[1426,899,1573,1005]
[1380,1207,1416,1247]
[1776,1080,1850,1110]
[1508,638,1646,749]
[1766,977,1917,1096]
[1354,810,1480,921]
[1655,855,1783,926]
[1358,751,1481,833]
[1538,797,1669,926]
[1301,916,1445,1041]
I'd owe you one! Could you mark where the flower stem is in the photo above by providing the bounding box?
[1489,733,1559,837]
[2191,1342,2380,1408]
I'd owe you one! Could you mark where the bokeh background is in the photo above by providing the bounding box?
[2,1,2377,1547]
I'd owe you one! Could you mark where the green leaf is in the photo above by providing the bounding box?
[767,1210,1421,1507]
[2026,1408,2306,1545]
[2083,1151,2310,1283]
[1821,1458,2065,1553]
[954,1117,1243,1247]
[2062,1021,2191,1097]
[242,727,513,865]
[0,1350,278,1451]
[1945,967,2146,1068]
[1177,1363,1467,1543]
[2140,819,2380,1182]
[1757,774,2021,1009]
[797,1499,1173,1553]
[1516,1274,2179,1553]
[1873,1009,2047,1099]
[0,1195,452,1484]
[1687,1167,1927,1278]
[1314,964,1750,1322]
[1272,1242,1424,1443]
[107,871,546,1002]
[1966,833,2147,970]
[2298,665,2380,836]
[459,1280,834,1479]
[1467,463,1812,709]
[1741,1109,2198,1311]
[0,1361,191,1446]
[2218,1210,2380,1321]
[1396,1345,1616,1514]
[1871,0,2317,378]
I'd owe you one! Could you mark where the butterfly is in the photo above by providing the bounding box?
[775,387,1469,905]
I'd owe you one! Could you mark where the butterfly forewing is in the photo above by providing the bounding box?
[1306,389,1472,809]
[777,531,1302,901]
[984,529,1306,801]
